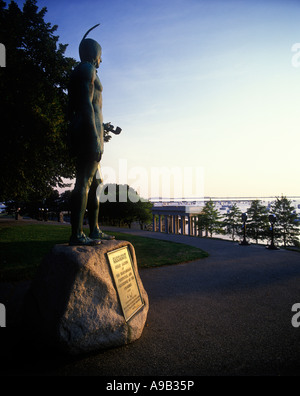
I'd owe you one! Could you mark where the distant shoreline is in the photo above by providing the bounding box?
[150,195,300,203]
[151,196,300,216]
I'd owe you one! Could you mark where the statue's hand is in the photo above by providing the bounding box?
[103,122,122,135]
[103,122,112,132]
[104,131,112,143]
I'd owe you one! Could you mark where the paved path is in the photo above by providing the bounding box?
[1,226,300,376]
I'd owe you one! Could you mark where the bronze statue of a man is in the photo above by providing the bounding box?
[68,25,115,246]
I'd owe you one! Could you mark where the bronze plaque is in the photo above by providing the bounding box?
[107,246,144,322]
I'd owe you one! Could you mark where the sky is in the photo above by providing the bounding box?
[13,0,300,199]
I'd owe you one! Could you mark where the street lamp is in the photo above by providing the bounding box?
[240,213,250,246]
[266,214,280,250]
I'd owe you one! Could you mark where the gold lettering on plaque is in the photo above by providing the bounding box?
[107,246,144,322]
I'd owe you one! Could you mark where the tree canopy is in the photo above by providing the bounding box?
[223,203,242,241]
[246,200,269,244]
[271,196,299,247]
[0,0,77,202]
[196,200,223,238]
[98,184,153,229]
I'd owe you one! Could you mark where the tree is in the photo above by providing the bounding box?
[223,203,242,241]
[196,200,223,238]
[98,184,153,228]
[247,200,269,244]
[57,190,72,212]
[0,0,77,202]
[271,196,300,247]
[134,199,153,230]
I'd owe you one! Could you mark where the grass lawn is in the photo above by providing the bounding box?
[0,222,209,282]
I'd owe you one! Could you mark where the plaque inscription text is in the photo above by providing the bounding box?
[107,246,144,322]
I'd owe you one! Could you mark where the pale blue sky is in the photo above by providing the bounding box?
[14,0,300,198]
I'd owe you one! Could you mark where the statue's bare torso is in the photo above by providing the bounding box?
[69,62,104,161]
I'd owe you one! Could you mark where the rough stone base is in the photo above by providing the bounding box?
[23,240,149,355]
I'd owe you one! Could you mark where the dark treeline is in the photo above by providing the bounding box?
[4,184,153,230]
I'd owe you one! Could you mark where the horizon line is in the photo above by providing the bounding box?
[149,195,300,202]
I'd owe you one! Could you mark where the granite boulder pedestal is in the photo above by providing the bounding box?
[23,239,149,355]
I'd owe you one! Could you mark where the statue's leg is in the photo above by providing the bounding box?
[88,164,115,241]
[70,159,101,246]
[87,167,101,236]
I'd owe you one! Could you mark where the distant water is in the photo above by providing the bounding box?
[213,197,300,216]
[153,197,300,216]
